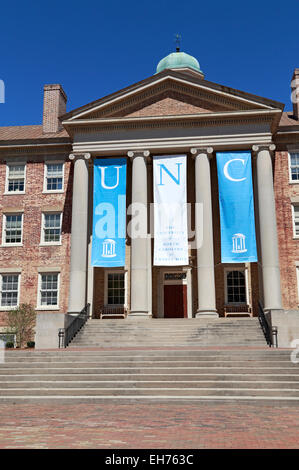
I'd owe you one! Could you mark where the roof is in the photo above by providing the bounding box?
[61,68,284,121]
[156,52,203,75]
[279,111,299,128]
[0,125,69,141]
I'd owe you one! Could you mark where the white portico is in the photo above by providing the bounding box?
[62,54,284,320]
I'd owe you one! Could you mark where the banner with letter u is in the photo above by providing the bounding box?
[153,155,188,266]
[216,151,257,263]
[91,158,126,267]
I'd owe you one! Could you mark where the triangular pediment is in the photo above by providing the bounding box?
[62,69,284,124]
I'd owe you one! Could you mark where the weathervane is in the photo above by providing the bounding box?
[175,34,181,52]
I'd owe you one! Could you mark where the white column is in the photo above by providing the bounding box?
[253,144,282,311]
[68,153,90,313]
[191,147,218,317]
[127,150,151,317]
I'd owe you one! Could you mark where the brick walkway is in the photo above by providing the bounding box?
[0,401,298,448]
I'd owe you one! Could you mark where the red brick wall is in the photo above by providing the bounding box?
[126,95,211,117]
[274,150,299,309]
[0,157,72,326]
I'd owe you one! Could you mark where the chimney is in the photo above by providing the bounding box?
[42,84,67,133]
[291,69,299,120]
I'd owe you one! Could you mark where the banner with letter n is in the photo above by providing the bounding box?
[153,155,188,266]
[216,151,257,263]
[91,158,126,267]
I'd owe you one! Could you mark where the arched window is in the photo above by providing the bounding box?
[226,270,246,304]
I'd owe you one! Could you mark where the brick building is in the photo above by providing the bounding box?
[0,51,299,348]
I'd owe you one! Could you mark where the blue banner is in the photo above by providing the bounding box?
[216,152,257,263]
[91,158,126,267]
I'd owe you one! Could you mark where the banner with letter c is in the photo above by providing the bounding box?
[216,151,257,263]
[91,158,126,267]
[153,155,189,266]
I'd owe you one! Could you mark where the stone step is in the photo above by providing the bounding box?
[0,388,299,398]
[1,380,299,389]
[0,356,290,371]
[72,343,267,347]
[0,366,298,375]
[1,360,292,368]
[1,372,299,382]
[4,349,286,357]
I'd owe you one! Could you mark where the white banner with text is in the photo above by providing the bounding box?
[153,155,188,266]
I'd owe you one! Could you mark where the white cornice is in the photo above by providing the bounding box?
[0,142,71,150]
[63,109,280,128]
[71,132,273,154]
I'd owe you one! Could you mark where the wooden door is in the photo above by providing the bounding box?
[164,284,187,318]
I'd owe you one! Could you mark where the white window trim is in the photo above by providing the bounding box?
[288,152,299,184]
[104,269,128,307]
[36,271,60,310]
[292,204,299,239]
[4,162,26,195]
[40,212,62,246]
[2,213,24,246]
[0,272,21,310]
[296,266,299,305]
[43,161,65,194]
[224,267,249,305]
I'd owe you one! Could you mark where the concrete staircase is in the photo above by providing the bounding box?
[0,349,298,402]
[70,318,267,348]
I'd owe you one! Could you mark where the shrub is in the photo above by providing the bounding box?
[27,341,35,348]
[6,303,36,349]
[5,342,14,349]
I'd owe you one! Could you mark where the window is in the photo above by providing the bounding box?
[44,163,64,192]
[39,273,59,307]
[0,274,19,307]
[226,270,246,304]
[3,214,23,244]
[292,205,299,238]
[6,164,26,193]
[41,213,62,244]
[289,153,299,182]
[107,272,125,305]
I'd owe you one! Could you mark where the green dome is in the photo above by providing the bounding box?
[156,51,203,74]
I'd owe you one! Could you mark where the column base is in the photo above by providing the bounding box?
[128,311,152,319]
[195,310,219,318]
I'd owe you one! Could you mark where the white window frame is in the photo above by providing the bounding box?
[0,273,20,310]
[288,152,299,184]
[224,267,249,305]
[36,271,60,310]
[296,266,299,305]
[5,162,26,194]
[40,212,62,245]
[43,161,65,193]
[104,270,128,307]
[292,204,299,239]
[2,213,23,246]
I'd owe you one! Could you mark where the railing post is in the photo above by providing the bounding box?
[58,328,65,348]
[272,326,278,348]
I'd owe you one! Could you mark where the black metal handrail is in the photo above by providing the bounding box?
[258,301,272,347]
[58,303,90,348]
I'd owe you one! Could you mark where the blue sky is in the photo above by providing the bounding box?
[0,0,298,126]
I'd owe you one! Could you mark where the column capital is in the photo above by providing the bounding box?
[190,147,214,159]
[69,153,91,161]
[252,144,276,154]
[127,150,150,159]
